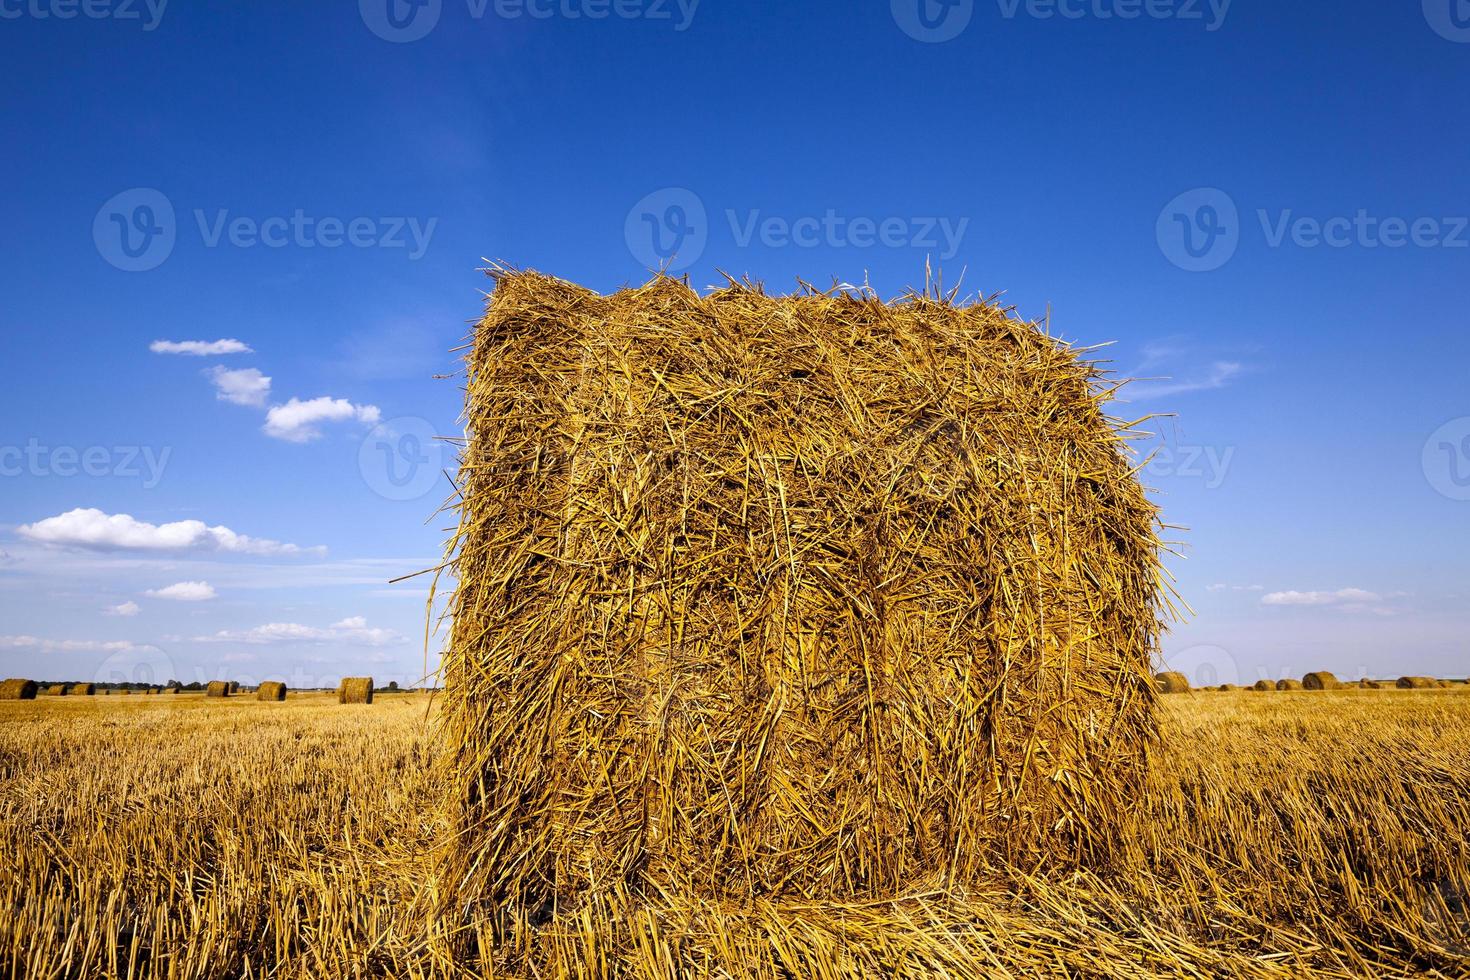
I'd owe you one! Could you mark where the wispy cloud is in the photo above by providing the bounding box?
[1207,583,1265,593]
[1132,360,1243,400]
[150,339,253,357]
[1262,588,1381,606]
[207,366,271,407]
[0,634,161,655]
[17,508,322,557]
[144,581,217,602]
[263,397,381,443]
[193,616,402,647]
[105,600,141,617]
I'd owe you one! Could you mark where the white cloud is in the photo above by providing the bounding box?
[144,581,217,602]
[17,508,321,557]
[105,601,141,617]
[207,366,272,407]
[0,634,161,654]
[1132,361,1243,400]
[1262,588,1383,607]
[263,397,381,443]
[150,339,253,356]
[193,616,402,647]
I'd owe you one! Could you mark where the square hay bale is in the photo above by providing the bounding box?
[257,681,287,701]
[0,679,37,700]
[438,271,1169,943]
[338,677,373,704]
[205,681,230,698]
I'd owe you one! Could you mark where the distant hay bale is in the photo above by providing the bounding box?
[1302,671,1340,691]
[339,677,373,704]
[45,684,67,696]
[1276,679,1304,691]
[1438,680,1453,689]
[438,270,1169,945]
[1155,671,1191,694]
[1396,676,1437,689]
[0,679,37,700]
[164,685,180,694]
[1252,680,1275,691]
[1359,678,1382,689]
[205,681,230,698]
[257,681,287,701]
[68,683,95,696]
[1216,684,1242,691]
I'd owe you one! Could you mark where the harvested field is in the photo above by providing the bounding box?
[0,690,1466,977]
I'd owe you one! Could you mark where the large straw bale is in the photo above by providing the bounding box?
[257,681,287,701]
[205,681,230,698]
[68,683,95,696]
[1396,676,1437,689]
[438,270,1169,945]
[1276,679,1304,691]
[1303,671,1340,691]
[1252,680,1275,691]
[339,677,373,704]
[0,679,37,700]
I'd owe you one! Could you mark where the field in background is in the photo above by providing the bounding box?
[1,690,1467,978]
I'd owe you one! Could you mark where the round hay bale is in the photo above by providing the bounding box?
[68,683,95,696]
[1302,671,1340,691]
[205,680,230,698]
[439,271,1169,930]
[1216,684,1242,691]
[1359,678,1382,689]
[1252,680,1275,691]
[45,684,68,696]
[164,685,181,694]
[0,679,38,700]
[1396,676,1437,689]
[339,677,373,704]
[257,681,287,701]
[1154,671,1191,694]
[1276,679,1304,691]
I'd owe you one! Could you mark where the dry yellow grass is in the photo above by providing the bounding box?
[1,689,1467,977]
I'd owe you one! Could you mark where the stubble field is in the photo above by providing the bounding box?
[1,689,1466,978]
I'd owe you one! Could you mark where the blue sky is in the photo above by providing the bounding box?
[1,0,1467,689]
